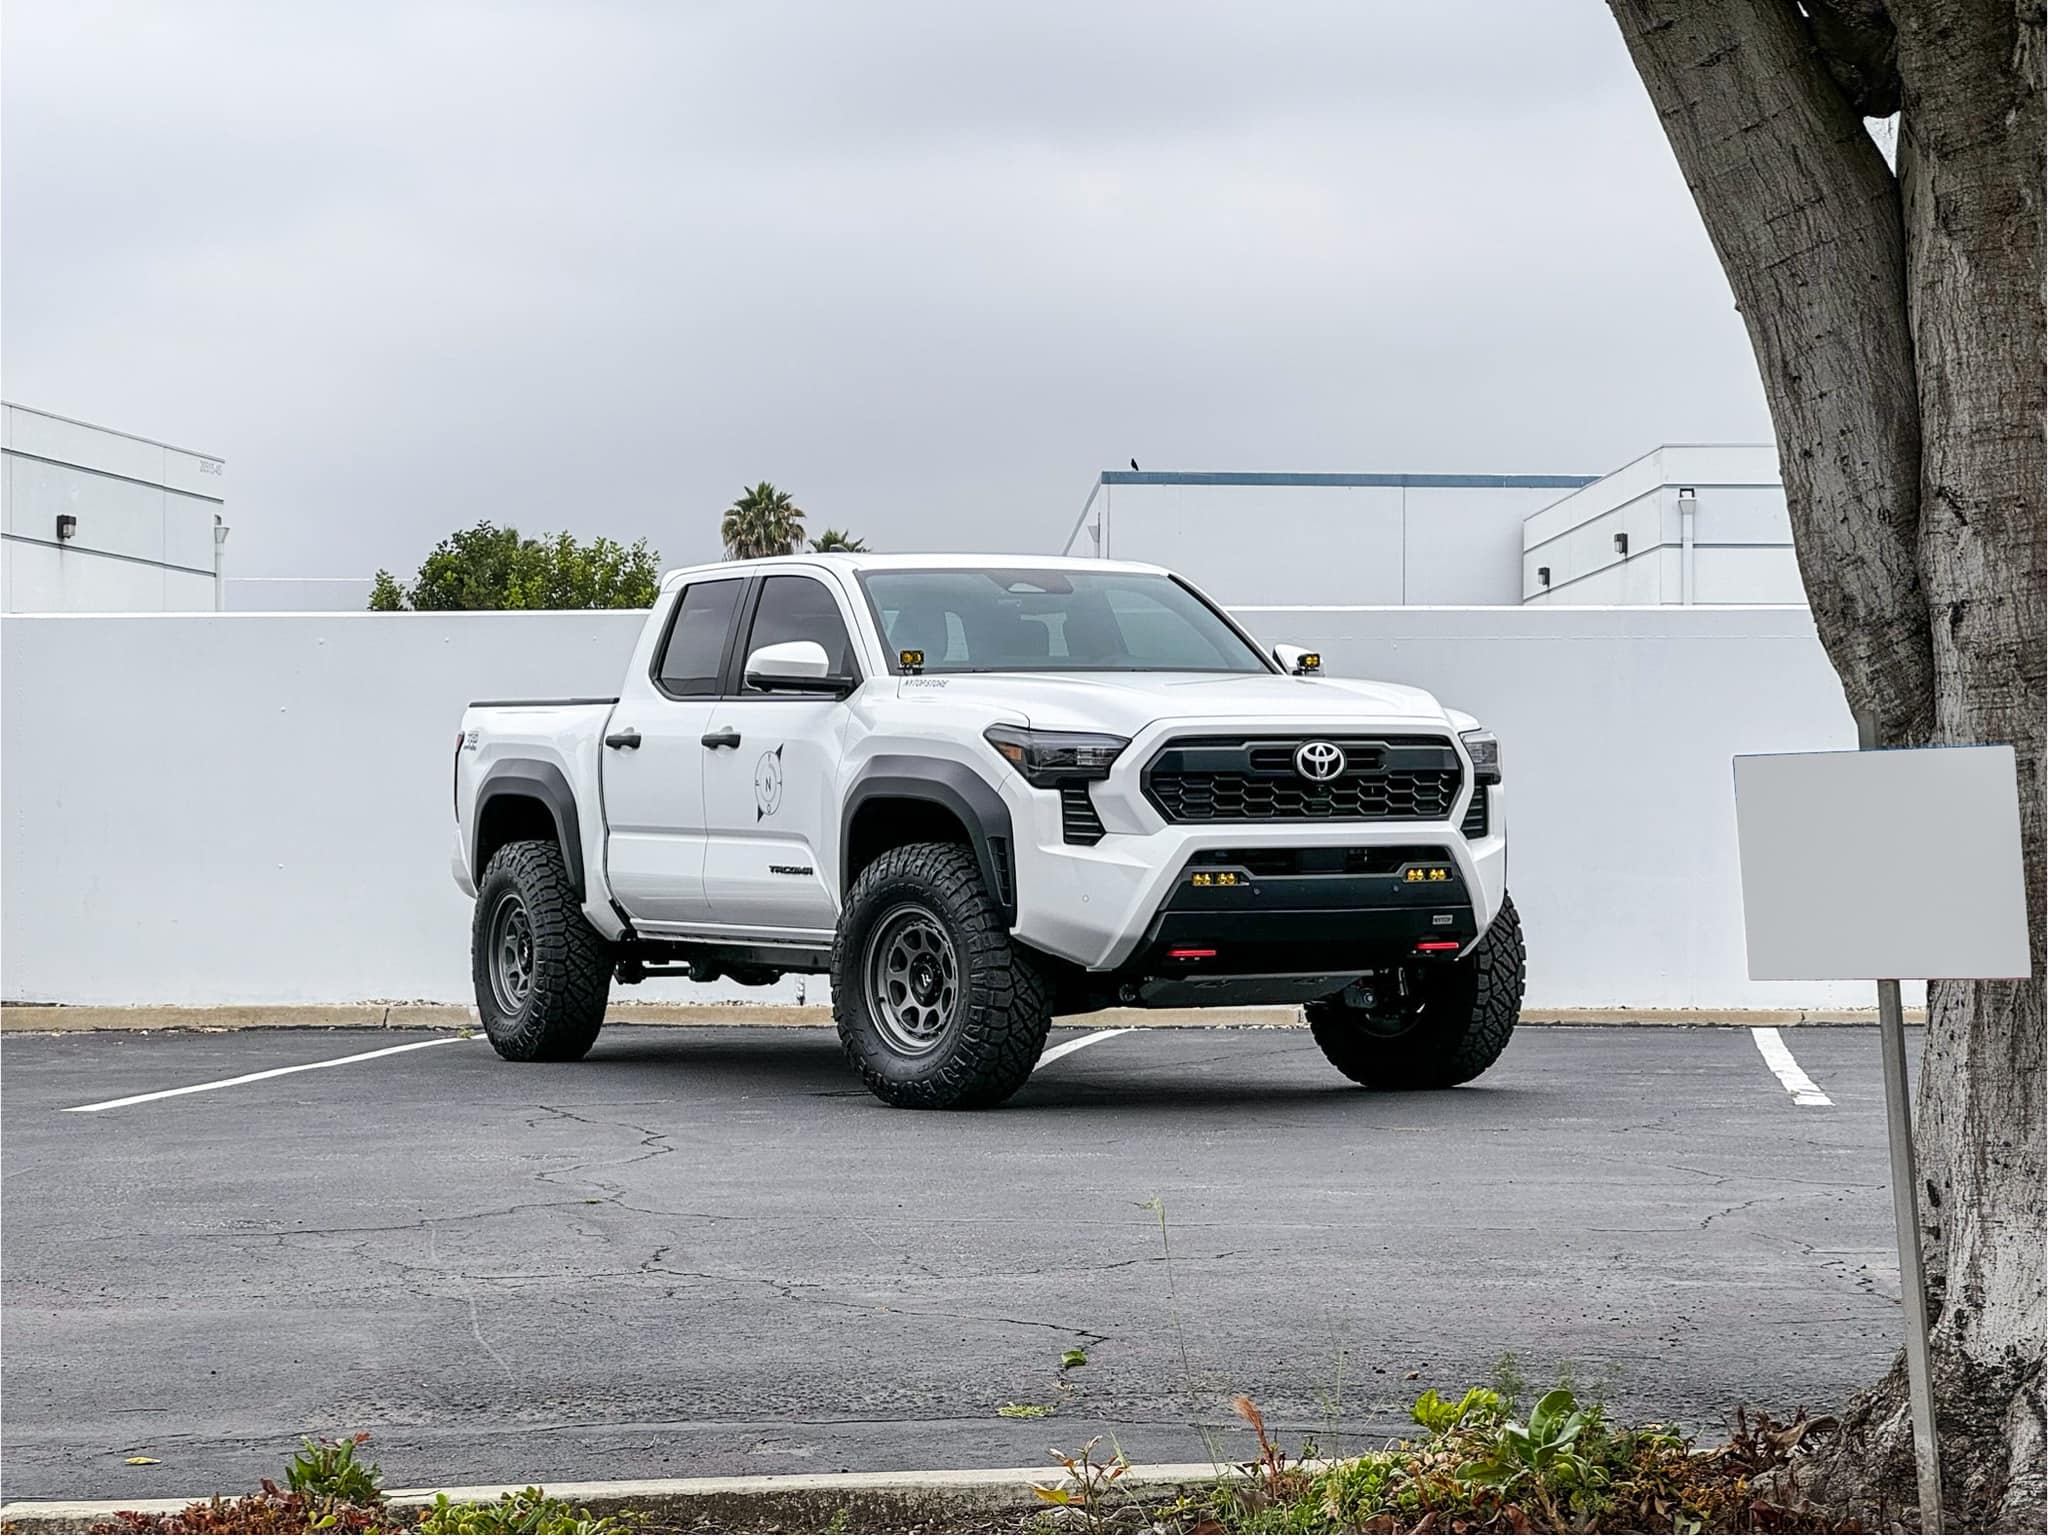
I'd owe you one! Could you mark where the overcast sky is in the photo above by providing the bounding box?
[2,1,1773,579]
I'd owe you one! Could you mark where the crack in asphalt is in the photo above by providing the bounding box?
[632,1258,1118,1347]
[428,1217,518,1389]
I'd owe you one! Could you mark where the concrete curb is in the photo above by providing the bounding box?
[0,1001,1919,1033]
[0,1462,1234,1533]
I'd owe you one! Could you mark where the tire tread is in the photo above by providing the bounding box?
[1307,894,1526,1089]
[472,839,611,1062]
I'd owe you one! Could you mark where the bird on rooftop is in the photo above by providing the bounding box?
[1130,457,1140,471]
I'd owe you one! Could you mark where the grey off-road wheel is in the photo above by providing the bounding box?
[1306,894,1526,1089]
[471,838,612,1062]
[832,841,1054,1109]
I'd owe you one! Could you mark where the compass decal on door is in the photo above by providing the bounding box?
[754,744,785,821]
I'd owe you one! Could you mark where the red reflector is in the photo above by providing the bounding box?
[1414,940,1462,952]
[1168,948,1217,959]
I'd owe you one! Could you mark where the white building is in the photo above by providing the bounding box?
[1063,446,1797,608]
[1064,470,1597,605]
[1,403,228,612]
[1520,444,1799,606]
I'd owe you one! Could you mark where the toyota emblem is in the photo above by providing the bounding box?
[1294,740,1346,781]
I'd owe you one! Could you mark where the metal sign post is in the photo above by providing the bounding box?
[1875,973,1944,1532]
[1855,715,1944,1534]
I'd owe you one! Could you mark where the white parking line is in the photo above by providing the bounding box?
[60,1036,474,1114]
[1038,1027,1135,1069]
[1751,1027,1833,1106]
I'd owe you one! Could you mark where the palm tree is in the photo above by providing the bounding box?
[809,528,867,553]
[721,483,806,560]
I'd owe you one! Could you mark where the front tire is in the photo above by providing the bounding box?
[1306,894,1526,1089]
[472,839,612,1062]
[833,842,1053,1109]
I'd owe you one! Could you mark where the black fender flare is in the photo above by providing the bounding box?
[842,756,1016,921]
[474,761,586,898]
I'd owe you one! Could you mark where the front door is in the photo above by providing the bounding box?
[698,573,858,935]
[601,575,745,928]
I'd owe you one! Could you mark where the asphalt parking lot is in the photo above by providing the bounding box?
[1,1021,1910,1500]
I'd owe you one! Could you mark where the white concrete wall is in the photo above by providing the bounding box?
[2,606,1870,1010]
[2,404,226,613]
[2,611,650,1008]
[1068,479,1580,606]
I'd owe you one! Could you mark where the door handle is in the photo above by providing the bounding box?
[604,729,641,751]
[701,726,742,750]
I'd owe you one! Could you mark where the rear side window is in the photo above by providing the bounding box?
[656,579,743,696]
[741,575,857,687]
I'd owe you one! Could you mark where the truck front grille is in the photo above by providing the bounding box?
[1144,736,1462,824]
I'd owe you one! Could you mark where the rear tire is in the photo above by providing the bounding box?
[833,842,1053,1109]
[1306,894,1525,1089]
[472,839,612,1062]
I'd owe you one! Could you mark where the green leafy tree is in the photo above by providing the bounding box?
[721,482,806,560]
[367,570,407,611]
[368,521,660,610]
[809,527,867,552]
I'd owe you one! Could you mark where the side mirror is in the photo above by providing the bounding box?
[744,640,853,695]
[1273,644,1323,676]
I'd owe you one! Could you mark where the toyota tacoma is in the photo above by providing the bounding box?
[452,555,1524,1108]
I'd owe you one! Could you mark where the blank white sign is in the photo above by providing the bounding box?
[1734,745,2032,981]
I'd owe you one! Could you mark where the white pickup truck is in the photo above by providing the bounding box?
[453,554,1523,1108]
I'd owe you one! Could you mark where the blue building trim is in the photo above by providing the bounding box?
[1098,470,1597,490]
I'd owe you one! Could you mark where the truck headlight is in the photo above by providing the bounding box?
[1459,728,1501,785]
[984,725,1129,787]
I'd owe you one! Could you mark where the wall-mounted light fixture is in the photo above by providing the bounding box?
[1613,532,1629,556]
[1537,566,1551,588]
[55,514,77,542]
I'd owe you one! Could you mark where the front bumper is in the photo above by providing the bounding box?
[1001,736,1506,974]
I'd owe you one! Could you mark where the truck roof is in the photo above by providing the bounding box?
[658,552,1168,588]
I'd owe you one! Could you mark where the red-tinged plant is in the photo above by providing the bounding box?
[86,1479,386,1534]
[1231,1394,1308,1507]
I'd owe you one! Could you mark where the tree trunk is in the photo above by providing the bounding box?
[1606,1,2043,1528]
[1889,4,2045,1526]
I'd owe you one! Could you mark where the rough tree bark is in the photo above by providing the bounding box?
[1606,1,2043,1528]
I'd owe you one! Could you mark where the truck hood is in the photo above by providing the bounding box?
[894,671,1453,736]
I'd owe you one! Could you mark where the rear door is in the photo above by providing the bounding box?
[698,571,860,935]
[601,575,745,928]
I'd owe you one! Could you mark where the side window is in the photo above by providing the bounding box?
[740,575,856,689]
[655,579,744,697]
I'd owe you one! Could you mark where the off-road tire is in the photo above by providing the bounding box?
[1306,893,1525,1089]
[833,841,1054,1109]
[472,838,612,1062]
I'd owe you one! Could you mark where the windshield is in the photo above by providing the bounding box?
[858,568,1274,675]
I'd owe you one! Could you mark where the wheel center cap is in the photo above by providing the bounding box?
[910,959,941,1003]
